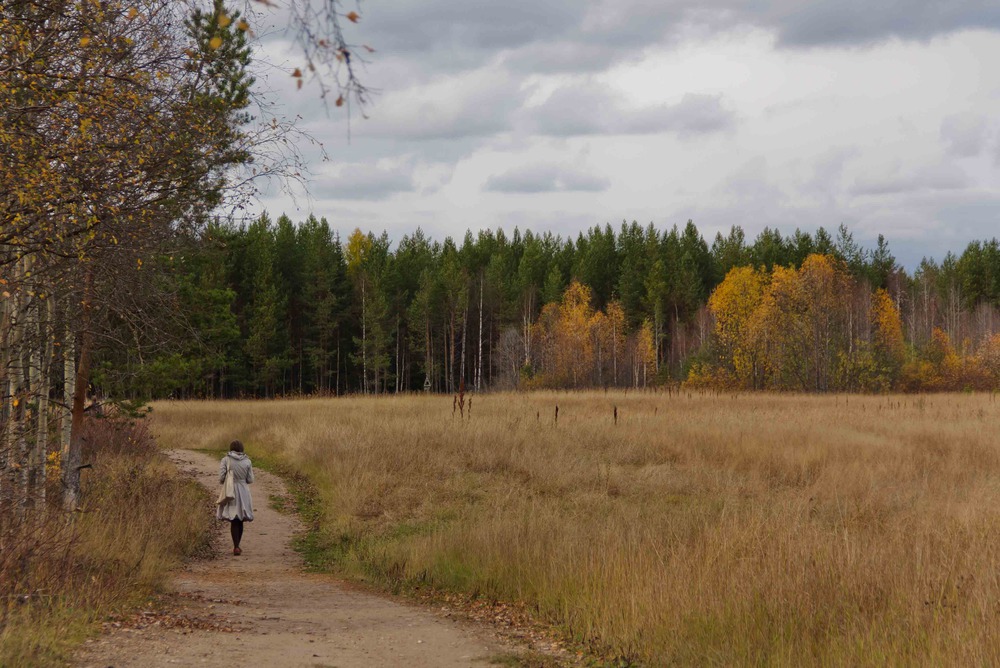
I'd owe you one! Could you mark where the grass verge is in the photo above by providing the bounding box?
[0,417,212,667]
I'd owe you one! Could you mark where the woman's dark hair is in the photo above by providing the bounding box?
[230,440,244,453]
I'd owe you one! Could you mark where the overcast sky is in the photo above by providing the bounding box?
[246,1,1000,269]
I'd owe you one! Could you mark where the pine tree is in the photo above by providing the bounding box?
[243,215,285,396]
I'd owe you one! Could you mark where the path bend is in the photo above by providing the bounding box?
[75,449,512,667]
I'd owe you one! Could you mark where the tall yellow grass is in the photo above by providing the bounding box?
[152,392,1000,665]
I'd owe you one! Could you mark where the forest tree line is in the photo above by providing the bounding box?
[92,215,1000,398]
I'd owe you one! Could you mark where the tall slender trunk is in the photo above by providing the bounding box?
[597,337,603,387]
[7,258,28,513]
[654,311,661,374]
[612,318,618,386]
[60,296,75,459]
[476,274,484,391]
[522,291,534,366]
[361,280,368,394]
[448,311,455,393]
[424,315,432,392]
[0,271,12,512]
[459,300,469,389]
[33,297,54,508]
[64,267,94,511]
[22,262,38,508]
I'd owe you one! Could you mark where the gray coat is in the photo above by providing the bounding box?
[217,452,254,521]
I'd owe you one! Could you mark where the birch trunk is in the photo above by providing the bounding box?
[395,314,401,393]
[476,274,483,391]
[33,297,54,508]
[61,296,75,460]
[0,275,11,508]
[448,312,455,393]
[459,299,468,389]
[7,258,28,513]
[24,264,40,507]
[64,267,94,511]
[612,318,618,387]
[522,292,534,367]
[361,280,367,394]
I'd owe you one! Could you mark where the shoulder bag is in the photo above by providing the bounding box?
[217,457,235,505]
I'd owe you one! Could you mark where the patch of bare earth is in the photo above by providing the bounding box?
[75,450,572,667]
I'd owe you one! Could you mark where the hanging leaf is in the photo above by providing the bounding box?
[127,7,138,19]
[346,11,360,22]
[79,36,91,46]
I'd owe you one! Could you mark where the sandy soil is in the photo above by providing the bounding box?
[74,449,524,667]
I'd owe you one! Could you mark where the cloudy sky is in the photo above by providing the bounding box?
[247,1,1000,268]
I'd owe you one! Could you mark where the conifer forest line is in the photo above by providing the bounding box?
[99,216,1000,398]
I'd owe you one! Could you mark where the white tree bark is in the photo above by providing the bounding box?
[33,297,54,508]
[476,274,483,391]
[61,296,75,461]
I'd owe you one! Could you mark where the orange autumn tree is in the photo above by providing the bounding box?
[870,288,906,385]
[559,281,597,387]
[902,326,992,391]
[795,254,852,391]
[977,334,1000,387]
[633,319,657,387]
[530,280,596,387]
[697,254,882,392]
[706,266,769,389]
[530,282,660,389]
[603,300,626,386]
[837,286,907,392]
[755,264,811,390]
[588,308,609,386]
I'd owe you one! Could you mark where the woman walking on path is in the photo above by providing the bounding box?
[217,440,254,555]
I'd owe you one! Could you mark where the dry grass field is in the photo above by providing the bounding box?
[152,391,1000,666]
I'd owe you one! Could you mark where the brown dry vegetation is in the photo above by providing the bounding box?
[152,392,1000,666]
[0,418,210,666]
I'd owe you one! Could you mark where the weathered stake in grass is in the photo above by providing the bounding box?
[152,392,1000,666]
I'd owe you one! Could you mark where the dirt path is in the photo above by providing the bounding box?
[75,450,520,667]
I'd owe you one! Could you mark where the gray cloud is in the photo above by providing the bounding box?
[484,163,611,193]
[766,1,1000,47]
[941,113,991,157]
[526,85,735,137]
[502,42,624,75]
[354,70,528,141]
[312,162,416,200]
[808,146,861,194]
[348,0,1000,79]
[851,164,970,197]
